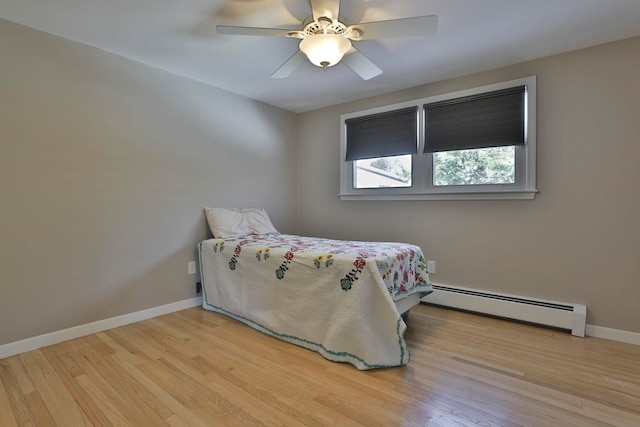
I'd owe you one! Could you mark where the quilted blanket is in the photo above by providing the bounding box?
[198,234,432,370]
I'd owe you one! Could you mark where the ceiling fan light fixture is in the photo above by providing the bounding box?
[299,34,352,70]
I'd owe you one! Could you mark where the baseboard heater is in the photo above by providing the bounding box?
[422,284,587,337]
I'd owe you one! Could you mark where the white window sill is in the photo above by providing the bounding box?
[339,189,538,201]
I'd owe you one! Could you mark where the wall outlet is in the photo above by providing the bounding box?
[427,260,436,274]
[188,261,196,275]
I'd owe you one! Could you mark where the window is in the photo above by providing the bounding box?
[345,107,417,189]
[340,76,537,200]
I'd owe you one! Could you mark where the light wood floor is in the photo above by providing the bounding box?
[1,304,639,426]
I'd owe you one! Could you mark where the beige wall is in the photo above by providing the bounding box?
[297,37,640,333]
[0,20,298,345]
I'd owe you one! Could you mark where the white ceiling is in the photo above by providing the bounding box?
[2,0,640,113]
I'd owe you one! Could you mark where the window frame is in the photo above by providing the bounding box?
[339,76,537,201]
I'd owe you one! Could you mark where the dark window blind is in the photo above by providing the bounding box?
[345,107,418,161]
[424,86,525,153]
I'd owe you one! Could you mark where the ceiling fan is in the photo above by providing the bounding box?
[216,0,437,80]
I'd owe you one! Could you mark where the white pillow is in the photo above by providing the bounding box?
[243,208,279,235]
[204,207,279,238]
[204,207,250,238]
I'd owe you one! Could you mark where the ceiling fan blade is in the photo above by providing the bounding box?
[310,0,340,22]
[346,15,437,41]
[271,51,307,79]
[216,25,303,38]
[342,47,382,80]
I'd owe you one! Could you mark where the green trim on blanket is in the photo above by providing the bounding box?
[397,317,406,364]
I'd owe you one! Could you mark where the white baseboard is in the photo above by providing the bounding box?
[0,296,203,360]
[586,324,640,346]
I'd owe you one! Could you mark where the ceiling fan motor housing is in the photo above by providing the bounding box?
[301,16,347,36]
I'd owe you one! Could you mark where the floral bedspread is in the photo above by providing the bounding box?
[198,234,432,369]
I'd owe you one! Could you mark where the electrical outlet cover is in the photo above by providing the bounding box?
[427,260,436,274]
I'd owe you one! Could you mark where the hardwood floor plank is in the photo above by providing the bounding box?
[23,390,57,427]
[0,361,20,427]
[43,350,116,426]
[6,357,37,395]
[165,413,195,427]
[75,373,131,426]
[19,350,92,426]
[109,352,212,427]
[0,358,36,426]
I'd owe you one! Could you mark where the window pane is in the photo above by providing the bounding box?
[354,155,412,189]
[434,146,515,186]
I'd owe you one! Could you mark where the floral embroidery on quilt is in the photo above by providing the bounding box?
[228,245,242,270]
[256,248,270,261]
[341,256,367,291]
[275,249,296,280]
[213,241,225,253]
[415,255,427,285]
[313,254,334,269]
[228,240,250,271]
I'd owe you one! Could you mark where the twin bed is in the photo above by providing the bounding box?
[198,208,432,370]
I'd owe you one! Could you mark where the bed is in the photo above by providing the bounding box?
[198,208,432,370]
